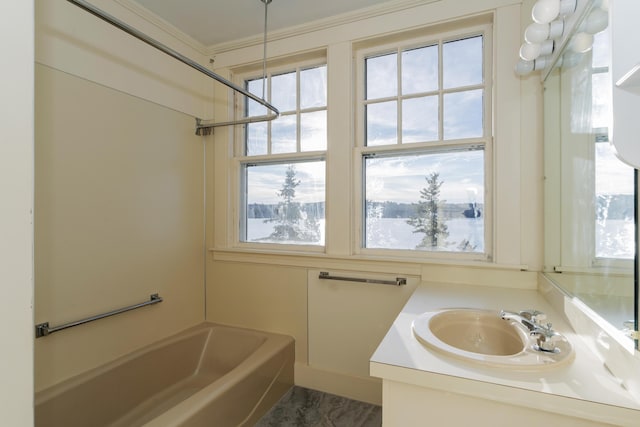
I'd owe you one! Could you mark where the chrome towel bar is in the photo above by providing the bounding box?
[319,271,407,286]
[35,294,163,338]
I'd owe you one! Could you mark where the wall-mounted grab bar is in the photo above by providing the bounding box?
[35,294,163,338]
[319,271,407,286]
[65,0,279,134]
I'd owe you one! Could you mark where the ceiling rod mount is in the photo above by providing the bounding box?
[64,0,279,134]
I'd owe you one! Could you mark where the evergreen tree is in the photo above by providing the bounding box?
[265,165,320,242]
[406,172,449,249]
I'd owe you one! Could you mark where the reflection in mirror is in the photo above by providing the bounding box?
[543,10,638,346]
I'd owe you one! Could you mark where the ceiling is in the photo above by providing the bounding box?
[131,0,394,47]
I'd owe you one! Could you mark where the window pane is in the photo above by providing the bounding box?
[366,53,397,99]
[244,161,325,245]
[247,78,268,116]
[271,71,297,112]
[443,89,483,140]
[402,96,438,143]
[592,28,609,69]
[271,114,297,154]
[246,122,267,156]
[402,45,438,94]
[301,110,327,151]
[443,36,483,89]
[595,142,634,259]
[592,72,611,130]
[364,150,484,252]
[366,101,397,146]
[301,66,327,109]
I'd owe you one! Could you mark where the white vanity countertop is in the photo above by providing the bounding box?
[370,282,640,426]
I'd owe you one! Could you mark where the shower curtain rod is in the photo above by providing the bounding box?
[66,0,279,134]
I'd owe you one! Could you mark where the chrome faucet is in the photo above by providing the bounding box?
[530,322,562,353]
[500,309,561,353]
[499,309,544,332]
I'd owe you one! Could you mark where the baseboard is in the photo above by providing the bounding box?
[294,363,382,405]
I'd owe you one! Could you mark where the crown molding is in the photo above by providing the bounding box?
[114,0,209,55]
[207,0,442,55]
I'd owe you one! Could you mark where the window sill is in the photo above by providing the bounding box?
[209,247,529,273]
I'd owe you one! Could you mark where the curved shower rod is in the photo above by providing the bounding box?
[66,0,279,134]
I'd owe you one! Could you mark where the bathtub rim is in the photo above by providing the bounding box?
[34,321,295,410]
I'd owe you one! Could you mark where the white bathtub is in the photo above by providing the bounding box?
[35,322,294,426]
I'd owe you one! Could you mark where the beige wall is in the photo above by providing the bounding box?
[34,64,207,391]
[33,0,218,392]
[207,255,536,403]
[0,0,34,424]
[31,0,544,409]
[35,0,213,119]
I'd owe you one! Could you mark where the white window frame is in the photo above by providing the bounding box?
[555,31,634,273]
[230,56,328,252]
[353,23,494,262]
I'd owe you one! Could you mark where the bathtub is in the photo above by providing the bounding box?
[35,322,295,427]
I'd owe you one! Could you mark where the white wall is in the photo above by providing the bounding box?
[0,1,34,425]
[207,0,542,403]
[211,0,539,270]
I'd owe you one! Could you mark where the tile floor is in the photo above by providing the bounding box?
[255,386,382,427]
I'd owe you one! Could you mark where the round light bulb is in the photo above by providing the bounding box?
[520,42,542,61]
[524,22,550,43]
[548,19,565,39]
[515,60,535,76]
[571,32,594,53]
[585,8,608,34]
[534,56,550,70]
[539,39,555,56]
[559,0,577,16]
[532,0,560,24]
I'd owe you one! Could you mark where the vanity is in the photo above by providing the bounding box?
[371,1,640,425]
[370,281,640,426]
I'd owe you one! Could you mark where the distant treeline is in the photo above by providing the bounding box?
[248,195,633,221]
[247,201,483,220]
[248,202,325,219]
[366,201,483,220]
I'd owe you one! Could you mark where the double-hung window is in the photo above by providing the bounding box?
[356,25,492,260]
[237,59,327,248]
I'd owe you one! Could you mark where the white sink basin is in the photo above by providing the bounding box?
[412,308,574,369]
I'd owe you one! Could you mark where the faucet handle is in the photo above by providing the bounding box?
[531,323,561,353]
[519,309,546,324]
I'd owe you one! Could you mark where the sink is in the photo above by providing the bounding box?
[412,308,574,368]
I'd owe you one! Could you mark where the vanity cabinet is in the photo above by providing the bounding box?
[370,283,640,426]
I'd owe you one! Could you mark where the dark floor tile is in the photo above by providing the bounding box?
[255,386,382,427]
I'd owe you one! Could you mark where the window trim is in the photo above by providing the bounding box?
[591,50,635,268]
[236,57,328,157]
[231,55,328,252]
[353,22,494,261]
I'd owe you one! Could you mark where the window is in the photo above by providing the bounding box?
[591,29,635,261]
[357,30,491,258]
[364,149,485,252]
[238,62,327,247]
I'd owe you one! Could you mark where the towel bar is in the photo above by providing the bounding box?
[35,294,163,338]
[318,271,407,286]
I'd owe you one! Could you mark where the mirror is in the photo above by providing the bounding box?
[542,1,638,348]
